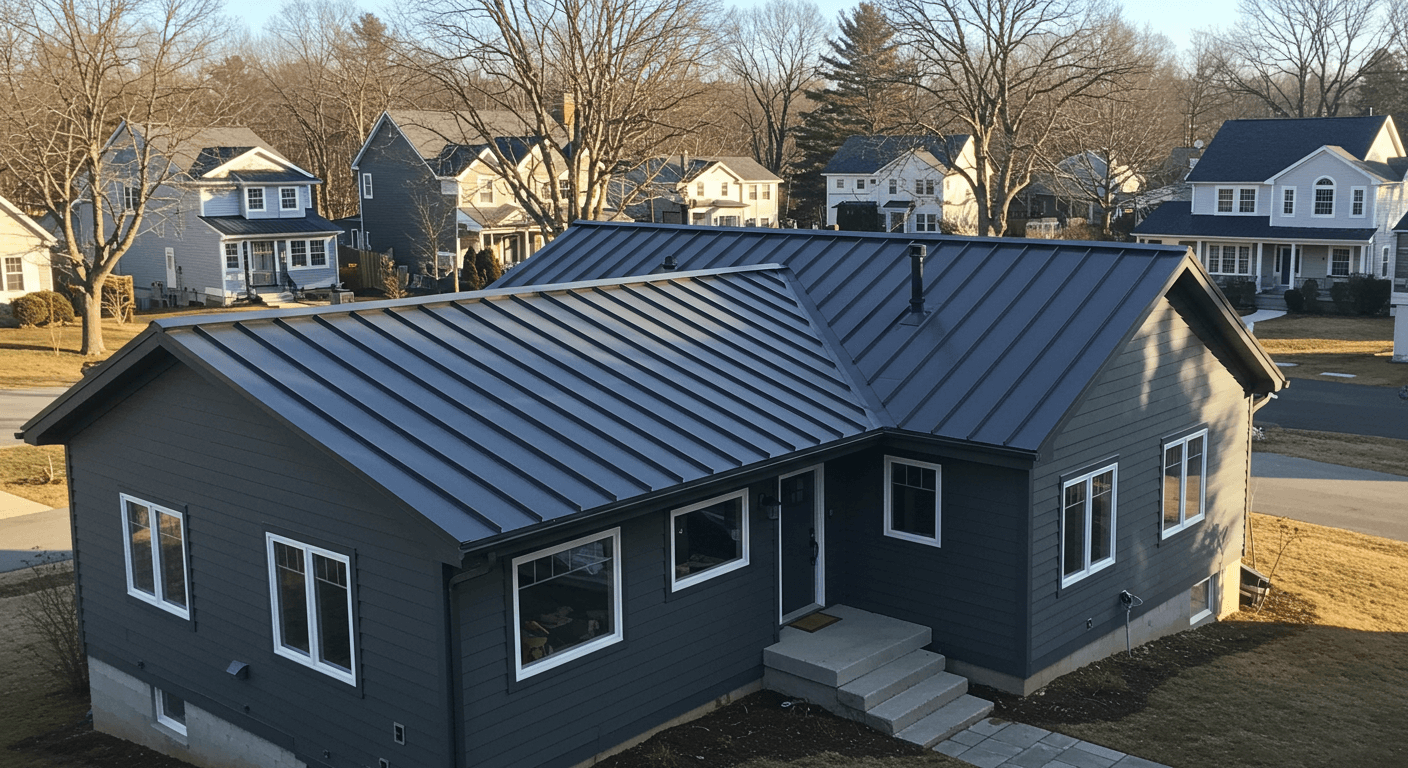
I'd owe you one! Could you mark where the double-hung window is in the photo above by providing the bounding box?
[280,187,299,211]
[835,178,844,190]
[884,456,941,546]
[1162,430,1207,537]
[856,178,866,190]
[361,173,373,199]
[671,490,748,590]
[266,533,356,685]
[1331,247,1351,276]
[246,187,265,212]
[478,176,494,204]
[1238,188,1256,213]
[762,185,771,200]
[1216,188,1233,213]
[223,243,240,270]
[1060,464,1116,586]
[311,239,328,267]
[889,179,898,194]
[749,184,758,200]
[513,528,622,679]
[699,181,707,196]
[121,495,189,619]
[1282,187,1295,216]
[1313,177,1334,215]
[721,182,730,196]
[4,256,24,292]
[289,240,307,267]
[1350,187,1365,217]
[915,213,938,232]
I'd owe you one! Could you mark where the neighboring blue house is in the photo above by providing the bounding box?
[24,224,1283,768]
[98,123,341,307]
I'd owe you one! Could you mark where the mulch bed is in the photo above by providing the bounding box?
[975,589,1318,728]
[595,689,928,768]
[8,711,198,768]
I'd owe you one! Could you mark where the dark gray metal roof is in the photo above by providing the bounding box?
[200,214,342,237]
[497,222,1284,450]
[1186,116,1390,183]
[23,267,878,545]
[1134,201,1377,241]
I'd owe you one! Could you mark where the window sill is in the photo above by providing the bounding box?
[1060,557,1115,589]
[671,557,748,592]
[127,588,189,620]
[882,529,942,548]
[153,719,188,745]
[515,632,623,681]
[1190,608,1213,625]
[1160,515,1205,540]
[273,645,356,686]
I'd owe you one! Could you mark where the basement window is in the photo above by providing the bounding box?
[513,529,623,679]
[883,456,942,547]
[154,688,187,737]
[1190,575,1215,623]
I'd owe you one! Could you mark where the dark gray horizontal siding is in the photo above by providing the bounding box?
[1028,297,1250,671]
[825,447,1029,677]
[69,364,459,768]
[357,120,454,267]
[457,485,777,768]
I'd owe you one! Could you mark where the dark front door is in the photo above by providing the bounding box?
[779,469,820,621]
[1278,246,1293,287]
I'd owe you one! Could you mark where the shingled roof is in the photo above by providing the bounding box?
[822,135,971,175]
[496,223,1283,451]
[1134,201,1378,241]
[1186,116,1391,183]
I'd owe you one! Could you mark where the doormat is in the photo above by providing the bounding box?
[789,612,841,633]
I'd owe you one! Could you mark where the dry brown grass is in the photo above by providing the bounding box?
[0,306,264,389]
[1254,426,1408,478]
[0,445,68,509]
[1252,314,1407,387]
[0,565,90,768]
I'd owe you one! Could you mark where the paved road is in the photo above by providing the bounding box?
[1251,453,1408,543]
[1256,378,1408,440]
[0,386,70,447]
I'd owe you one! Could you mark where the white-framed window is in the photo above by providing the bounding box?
[154,688,187,736]
[290,240,308,268]
[856,178,866,190]
[512,528,623,680]
[888,211,906,233]
[1190,576,1215,623]
[915,213,938,232]
[1331,247,1351,276]
[763,185,771,200]
[4,256,25,292]
[246,187,265,212]
[311,239,329,267]
[1206,243,1251,275]
[223,243,239,271]
[718,215,740,227]
[1383,246,1391,278]
[120,494,189,619]
[670,490,749,591]
[835,178,844,190]
[123,185,141,211]
[1216,188,1233,213]
[698,181,707,196]
[1238,188,1255,213]
[1162,429,1207,538]
[558,179,571,199]
[478,175,494,204]
[914,178,935,195]
[1350,186,1366,217]
[760,217,771,227]
[361,173,373,199]
[1282,187,1295,216]
[1313,177,1334,216]
[1060,463,1116,587]
[889,179,898,194]
[280,187,299,210]
[748,184,758,200]
[266,533,356,685]
[721,182,730,196]
[883,456,941,547]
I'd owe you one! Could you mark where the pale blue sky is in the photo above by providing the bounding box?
[224,0,1237,57]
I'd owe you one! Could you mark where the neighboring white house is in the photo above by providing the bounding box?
[1017,151,1143,231]
[822,135,978,233]
[82,122,341,308]
[0,195,56,316]
[1131,116,1408,360]
[616,156,782,228]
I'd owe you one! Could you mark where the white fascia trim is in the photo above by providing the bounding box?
[669,490,750,592]
[882,455,943,548]
[512,527,624,681]
[205,147,318,180]
[1264,145,1378,184]
[349,110,395,171]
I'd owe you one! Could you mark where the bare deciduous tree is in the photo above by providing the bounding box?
[402,0,718,240]
[720,0,830,176]
[1212,0,1391,118]
[884,0,1143,236]
[0,0,225,355]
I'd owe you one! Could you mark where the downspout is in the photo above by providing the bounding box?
[1244,392,1277,561]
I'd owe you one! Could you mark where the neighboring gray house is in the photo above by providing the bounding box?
[23,223,1284,768]
[96,123,341,306]
[615,155,782,227]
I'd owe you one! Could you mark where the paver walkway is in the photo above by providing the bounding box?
[935,718,1170,768]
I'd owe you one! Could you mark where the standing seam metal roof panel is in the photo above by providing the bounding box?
[495,222,1200,451]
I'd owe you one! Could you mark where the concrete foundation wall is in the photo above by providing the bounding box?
[89,657,305,768]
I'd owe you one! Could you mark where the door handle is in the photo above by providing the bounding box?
[810,528,818,566]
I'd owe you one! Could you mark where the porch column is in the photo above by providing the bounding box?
[1196,241,1204,269]
[1255,242,1263,289]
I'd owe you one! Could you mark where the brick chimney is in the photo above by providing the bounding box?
[552,93,575,128]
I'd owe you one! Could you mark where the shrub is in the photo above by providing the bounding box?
[1222,277,1257,309]
[1349,274,1391,315]
[17,555,88,694]
[1329,281,1354,314]
[1283,288,1304,313]
[1300,279,1321,314]
[10,290,75,326]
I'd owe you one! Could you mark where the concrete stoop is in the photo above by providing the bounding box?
[762,605,993,749]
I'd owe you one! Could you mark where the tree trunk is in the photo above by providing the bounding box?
[78,284,105,357]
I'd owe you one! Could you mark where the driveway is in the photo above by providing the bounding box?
[1256,378,1408,440]
[1252,453,1408,543]
[0,386,69,447]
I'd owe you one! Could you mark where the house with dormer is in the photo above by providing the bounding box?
[1133,116,1408,299]
[616,156,782,227]
[822,135,978,233]
[91,124,340,307]
[352,110,583,271]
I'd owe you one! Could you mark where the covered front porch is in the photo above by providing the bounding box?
[1156,238,1376,297]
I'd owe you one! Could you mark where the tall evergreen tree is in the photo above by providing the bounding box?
[791,2,913,226]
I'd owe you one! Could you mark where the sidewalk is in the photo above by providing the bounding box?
[936,718,1169,768]
[0,489,70,572]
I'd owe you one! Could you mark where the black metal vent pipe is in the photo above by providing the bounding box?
[909,243,926,314]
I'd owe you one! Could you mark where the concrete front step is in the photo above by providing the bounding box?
[763,605,931,688]
[861,670,968,735]
[838,649,946,711]
[894,695,995,748]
